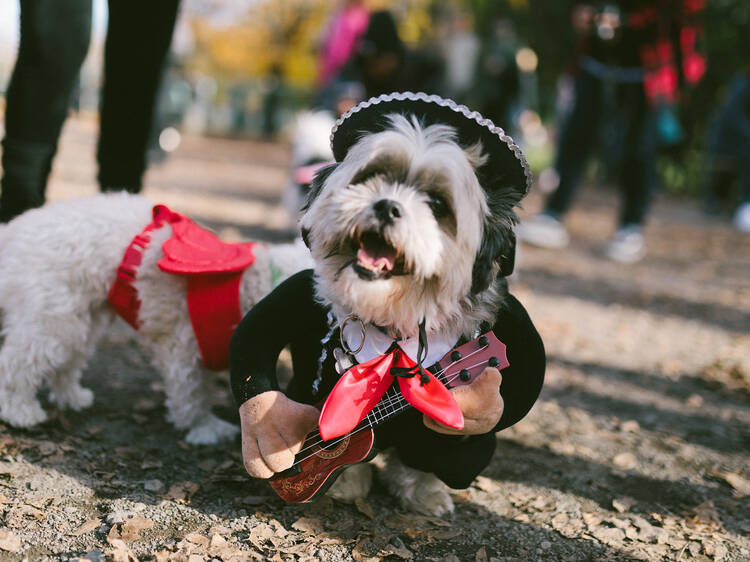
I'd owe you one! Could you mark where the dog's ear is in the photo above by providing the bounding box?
[471,191,518,294]
[300,162,338,249]
[302,162,338,212]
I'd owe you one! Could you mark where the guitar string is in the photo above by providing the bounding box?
[294,344,489,453]
[290,356,493,466]
[290,358,491,467]
[294,344,491,455]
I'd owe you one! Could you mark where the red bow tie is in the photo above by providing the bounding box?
[318,346,464,441]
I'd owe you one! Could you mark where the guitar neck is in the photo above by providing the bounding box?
[355,331,507,430]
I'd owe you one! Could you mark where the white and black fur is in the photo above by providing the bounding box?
[299,114,523,515]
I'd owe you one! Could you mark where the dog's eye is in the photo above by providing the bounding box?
[427,192,451,218]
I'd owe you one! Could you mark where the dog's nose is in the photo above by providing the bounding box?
[373,199,403,223]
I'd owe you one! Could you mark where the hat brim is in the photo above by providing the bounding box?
[330,92,531,197]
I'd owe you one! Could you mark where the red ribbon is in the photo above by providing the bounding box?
[318,347,464,441]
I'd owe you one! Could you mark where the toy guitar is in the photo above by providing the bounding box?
[268,332,509,503]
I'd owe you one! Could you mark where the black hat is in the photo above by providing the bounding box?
[330,91,531,200]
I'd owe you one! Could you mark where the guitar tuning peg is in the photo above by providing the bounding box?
[451,350,462,361]
[488,356,499,368]
[478,336,489,347]
[459,369,471,382]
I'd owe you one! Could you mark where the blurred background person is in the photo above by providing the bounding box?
[518,0,706,263]
[441,10,480,105]
[470,17,521,132]
[317,10,444,112]
[701,66,750,232]
[0,0,180,223]
[316,0,370,91]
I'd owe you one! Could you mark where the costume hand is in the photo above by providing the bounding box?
[239,391,319,478]
[423,367,503,435]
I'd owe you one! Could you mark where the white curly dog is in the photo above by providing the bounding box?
[0,192,311,444]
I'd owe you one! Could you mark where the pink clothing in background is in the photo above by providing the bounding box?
[317,3,370,86]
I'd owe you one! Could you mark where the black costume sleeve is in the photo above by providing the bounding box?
[229,269,328,407]
[493,293,546,431]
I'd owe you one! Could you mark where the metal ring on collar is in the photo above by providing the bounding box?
[340,314,366,355]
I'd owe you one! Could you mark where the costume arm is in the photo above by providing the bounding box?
[229,269,325,406]
[493,293,546,431]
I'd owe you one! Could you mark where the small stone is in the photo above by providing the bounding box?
[613,452,637,470]
[144,479,164,492]
[540,541,552,549]
[106,511,133,525]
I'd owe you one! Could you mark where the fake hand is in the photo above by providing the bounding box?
[239,391,319,478]
[423,367,504,435]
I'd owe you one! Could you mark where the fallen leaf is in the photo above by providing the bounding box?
[355,497,375,519]
[36,441,59,457]
[0,531,21,552]
[687,500,723,530]
[164,481,199,503]
[475,546,488,562]
[612,496,638,513]
[70,518,102,537]
[208,525,232,537]
[612,452,637,470]
[594,527,626,546]
[474,476,501,493]
[292,517,324,534]
[107,524,122,544]
[183,532,209,548]
[721,473,750,497]
[247,523,274,549]
[120,516,154,542]
[106,538,138,562]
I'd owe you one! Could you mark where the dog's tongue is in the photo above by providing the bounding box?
[357,239,396,273]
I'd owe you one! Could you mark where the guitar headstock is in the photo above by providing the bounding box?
[436,332,508,389]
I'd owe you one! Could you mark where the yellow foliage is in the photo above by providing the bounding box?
[186,0,439,88]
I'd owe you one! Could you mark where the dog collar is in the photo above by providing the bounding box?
[330,91,531,197]
[339,315,460,368]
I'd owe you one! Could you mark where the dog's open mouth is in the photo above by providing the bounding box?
[352,231,406,279]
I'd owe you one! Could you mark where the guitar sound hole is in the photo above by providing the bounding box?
[320,440,340,451]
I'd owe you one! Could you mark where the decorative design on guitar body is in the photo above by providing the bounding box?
[277,472,325,493]
[314,435,351,459]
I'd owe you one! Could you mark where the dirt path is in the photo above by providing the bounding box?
[1,118,748,561]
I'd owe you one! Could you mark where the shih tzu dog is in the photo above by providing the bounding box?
[0,192,312,444]
[231,92,545,516]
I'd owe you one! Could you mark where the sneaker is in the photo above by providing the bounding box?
[517,213,570,248]
[605,225,645,263]
[733,202,750,233]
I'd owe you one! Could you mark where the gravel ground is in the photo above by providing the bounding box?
[0,117,748,561]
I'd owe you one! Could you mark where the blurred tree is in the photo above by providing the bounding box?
[186,0,438,90]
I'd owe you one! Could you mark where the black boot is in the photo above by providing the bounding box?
[0,138,56,223]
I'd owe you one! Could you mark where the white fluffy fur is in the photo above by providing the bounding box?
[301,114,492,339]
[281,110,336,227]
[0,192,312,444]
[303,115,503,514]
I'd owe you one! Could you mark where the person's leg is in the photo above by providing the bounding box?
[733,139,750,231]
[616,83,657,228]
[545,70,603,217]
[97,0,180,192]
[604,82,656,262]
[0,0,91,222]
[517,69,601,248]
